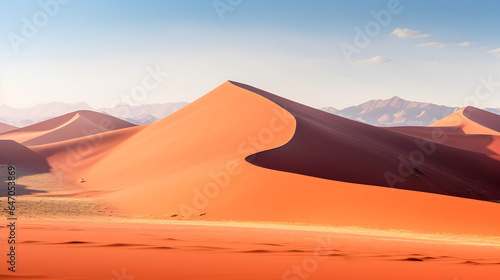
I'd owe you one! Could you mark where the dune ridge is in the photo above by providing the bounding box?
[0,122,17,134]
[0,110,135,145]
[0,140,51,172]
[430,106,500,135]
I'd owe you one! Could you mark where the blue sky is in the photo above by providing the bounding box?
[1,0,499,109]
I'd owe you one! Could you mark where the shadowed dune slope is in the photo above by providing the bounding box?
[232,82,500,201]
[0,140,51,172]
[0,110,135,145]
[384,126,500,155]
[387,106,500,155]
[0,122,17,134]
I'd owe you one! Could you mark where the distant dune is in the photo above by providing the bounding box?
[0,122,17,134]
[0,110,135,146]
[430,106,500,135]
[385,126,500,156]
[31,124,144,176]
[386,107,500,155]
[26,81,500,237]
[0,102,93,127]
[0,140,51,172]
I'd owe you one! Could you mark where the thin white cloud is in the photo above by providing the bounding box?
[456,41,476,47]
[352,56,394,65]
[415,42,446,47]
[391,28,430,38]
[487,48,500,57]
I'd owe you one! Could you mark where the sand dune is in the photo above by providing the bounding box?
[0,140,51,172]
[0,122,17,134]
[385,126,500,155]
[0,110,135,145]
[430,106,500,135]
[28,81,499,237]
[386,106,500,156]
[238,82,500,201]
[3,81,500,280]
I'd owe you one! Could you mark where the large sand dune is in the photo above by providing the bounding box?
[27,81,500,237]
[238,82,500,201]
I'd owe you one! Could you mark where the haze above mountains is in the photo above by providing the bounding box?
[1,96,499,129]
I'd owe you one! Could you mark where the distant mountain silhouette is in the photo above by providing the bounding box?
[321,96,459,126]
[0,98,497,128]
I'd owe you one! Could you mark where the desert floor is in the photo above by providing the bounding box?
[1,169,499,280]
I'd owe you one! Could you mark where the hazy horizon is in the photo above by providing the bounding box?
[0,90,499,111]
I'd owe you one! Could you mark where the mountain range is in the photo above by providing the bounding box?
[1,97,499,129]
[321,96,500,127]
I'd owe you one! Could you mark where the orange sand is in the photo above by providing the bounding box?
[0,81,499,279]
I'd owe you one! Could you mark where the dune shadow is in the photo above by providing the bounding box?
[184,245,228,251]
[240,249,272,253]
[257,243,283,247]
[286,249,307,253]
[0,141,52,173]
[235,82,500,201]
[0,183,47,197]
[401,257,424,262]
[21,241,44,245]
[58,241,94,245]
[100,243,148,247]
[145,246,175,250]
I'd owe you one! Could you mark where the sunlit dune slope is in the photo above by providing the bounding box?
[429,106,500,135]
[0,110,135,145]
[395,106,500,155]
[30,125,145,179]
